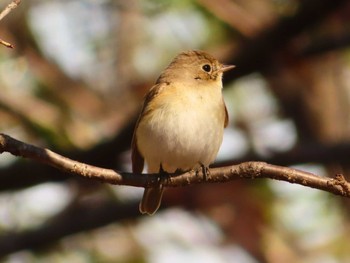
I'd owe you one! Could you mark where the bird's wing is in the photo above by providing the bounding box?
[224,101,229,128]
[131,83,167,173]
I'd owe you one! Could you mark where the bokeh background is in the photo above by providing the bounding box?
[0,0,350,262]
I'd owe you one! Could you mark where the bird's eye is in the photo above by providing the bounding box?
[202,64,211,72]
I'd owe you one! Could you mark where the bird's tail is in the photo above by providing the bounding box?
[139,185,164,215]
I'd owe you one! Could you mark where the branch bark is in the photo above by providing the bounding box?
[1,133,350,197]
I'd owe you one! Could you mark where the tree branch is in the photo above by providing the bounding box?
[0,0,20,22]
[0,0,20,48]
[1,133,350,197]
[224,0,347,81]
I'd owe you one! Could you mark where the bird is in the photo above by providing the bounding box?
[131,50,235,215]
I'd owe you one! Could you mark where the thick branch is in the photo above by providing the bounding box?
[1,133,350,197]
[0,119,135,191]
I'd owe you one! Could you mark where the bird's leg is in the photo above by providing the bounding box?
[202,164,210,181]
[158,163,169,185]
[196,163,210,181]
[159,163,166,175]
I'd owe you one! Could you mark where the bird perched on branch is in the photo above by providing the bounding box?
[132,50,235,215]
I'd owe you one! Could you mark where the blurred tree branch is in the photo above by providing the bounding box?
[197,0,272,37]
[0,0,20,21]
[0,197,141,258]
[300,32,350,56]
[223,0,347,80]
[217,142,350,168]
[0,183,265,260]
[0,0,20,48]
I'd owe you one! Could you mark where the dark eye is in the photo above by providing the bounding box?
[202,64,211,72]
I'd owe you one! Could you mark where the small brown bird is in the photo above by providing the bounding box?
[131,50,235,215]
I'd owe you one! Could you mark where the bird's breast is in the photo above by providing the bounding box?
[136,83,226,172]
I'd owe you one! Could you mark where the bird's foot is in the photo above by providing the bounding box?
[157,164,168,183]
[196,163,210,181]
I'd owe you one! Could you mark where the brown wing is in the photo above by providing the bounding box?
[131,83,167,173]
[224,101,229,128]
[131,134,144,173]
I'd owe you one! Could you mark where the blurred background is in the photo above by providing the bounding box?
[0,0,350,262]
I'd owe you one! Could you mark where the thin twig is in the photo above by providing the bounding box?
[0,0,20,21]
[0,37,13,48]
[1,133,350,197]
[0,0,21,48]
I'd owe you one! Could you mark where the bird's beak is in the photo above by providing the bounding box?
[220,64,235,72]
